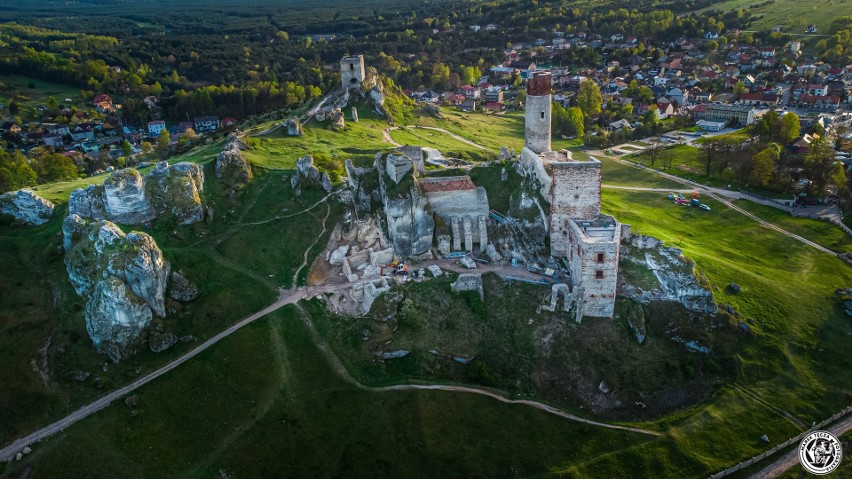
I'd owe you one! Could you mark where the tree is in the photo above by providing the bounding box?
[46,96,59,110]
[577,78,603,118]
[779,112,801,144]
[832,124,848,149]
[805,136,842,196]
[156,129,171,158]
[700,140,724,176]
[566,106,584,137]
[181,128,197,141]
[733,81,746,99]
[141,141,153,154]
[643,141,665,167]
[120,140,133,157]
[751,144,780,187]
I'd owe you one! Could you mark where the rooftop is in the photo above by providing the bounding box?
[573,215,619,243]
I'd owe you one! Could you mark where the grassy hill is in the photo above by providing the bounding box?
[693,0,851,33]
[2,106,852,478]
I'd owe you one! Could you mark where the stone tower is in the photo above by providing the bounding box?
[340,55,366,90]
[525,72,552,154]
[549,160,603,246]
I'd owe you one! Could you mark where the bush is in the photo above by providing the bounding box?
[397,297,423,329]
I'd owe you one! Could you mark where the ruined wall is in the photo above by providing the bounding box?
[519,148,552,201]
[424,186,489,252]
[567,218,621,319]
[550,159,602,255]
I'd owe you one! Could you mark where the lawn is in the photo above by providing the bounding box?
[244,116,391,169]
[692,0,849,33]
[389,125,485,159]
[732,200,852,254]
[0,74,85,111]
[0,307,653,479]
[694,128,751,146]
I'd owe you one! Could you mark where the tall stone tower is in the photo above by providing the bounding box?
[340,55,366,90]
[549,159,603,256]
[525,72,552,154]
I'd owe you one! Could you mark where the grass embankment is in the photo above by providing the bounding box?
[732,200,852,254]
[1,308,652,478]
[0,160,338,446]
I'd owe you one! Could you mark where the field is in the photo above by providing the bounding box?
[0,74,85,112]
[693,0,850,33]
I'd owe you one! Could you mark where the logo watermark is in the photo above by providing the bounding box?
[799,430,842,475]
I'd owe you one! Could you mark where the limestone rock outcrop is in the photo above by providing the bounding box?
[69,184,106,220]
[168,270,199,302]
[69,164,206,225]
[86,276,153,362]
[216,138,253,189]
[0,189,54,225]
[103,168,155,224]
[64,214,175,361]
[618,234,717,314]
[147,162,205,224]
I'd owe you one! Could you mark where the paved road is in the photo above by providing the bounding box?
[747,415,852,479]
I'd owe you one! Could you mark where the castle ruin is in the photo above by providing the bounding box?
[521,72,623,320]
[340,55,366,90]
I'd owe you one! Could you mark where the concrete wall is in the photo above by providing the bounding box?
[525,94,552,153]
[566,219,620,319]
[550,159,602,255]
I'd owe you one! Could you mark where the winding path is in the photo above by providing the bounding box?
[0,256,661,461]
[384,126,488,150]
[293,304,662,438]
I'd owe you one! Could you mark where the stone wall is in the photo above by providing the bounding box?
[550,158,602,255]
[566,218,621,319]
[340,55,366,89]
[451,273,484,300]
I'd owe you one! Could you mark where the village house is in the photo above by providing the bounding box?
[194,116,220,133]
[147,120,166,137]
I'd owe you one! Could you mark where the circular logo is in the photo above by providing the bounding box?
[799,430,843,475]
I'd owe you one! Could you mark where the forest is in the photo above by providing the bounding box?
[0,0,743,124]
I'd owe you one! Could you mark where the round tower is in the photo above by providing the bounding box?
[525,72,552,154]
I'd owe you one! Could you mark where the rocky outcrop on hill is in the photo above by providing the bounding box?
[69,184,107,220]
[0,189,54,225]
[63,214,177,361]
[147,162,205,224]
[292,155,333,193]
[618,234,717,315]
[103,168,156,224]
[215,137,253,190]
[376,153,433,258]
[168,270,199,302]
[85,276,153,362]
[69,163,206,225]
